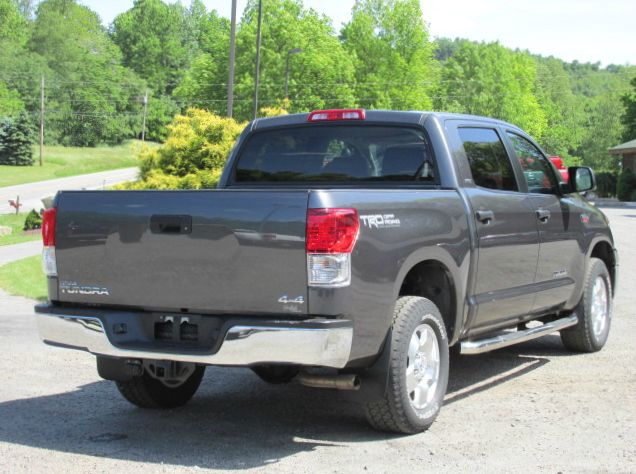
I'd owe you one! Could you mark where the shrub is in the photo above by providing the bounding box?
[0,114,34,166]
[129,108,245,190]
[617,168,636,201]
[595,171,618,198]
[23,209,42,230]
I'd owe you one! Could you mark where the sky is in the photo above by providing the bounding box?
[81,0,635,66]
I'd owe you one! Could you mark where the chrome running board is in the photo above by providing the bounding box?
[460,314,578,355]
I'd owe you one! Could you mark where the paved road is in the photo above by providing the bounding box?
[0,208,634,473]
[0,241,42,266]
[0,168,138,215]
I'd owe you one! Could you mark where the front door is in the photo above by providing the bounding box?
[504,131,582,312]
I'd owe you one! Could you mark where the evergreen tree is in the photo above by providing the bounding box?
[0,113,34,165]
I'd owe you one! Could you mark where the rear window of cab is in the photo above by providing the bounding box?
[232,125,437,184]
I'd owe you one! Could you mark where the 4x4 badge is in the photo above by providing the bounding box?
[278,295,304,304]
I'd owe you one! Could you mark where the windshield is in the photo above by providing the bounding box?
[232,125,436,183]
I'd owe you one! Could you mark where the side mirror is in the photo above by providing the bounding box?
[567,166,596,193]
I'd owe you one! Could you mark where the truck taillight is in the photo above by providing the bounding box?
[307,109,366,122]
[306,208,359,288]
[42,208,57,277]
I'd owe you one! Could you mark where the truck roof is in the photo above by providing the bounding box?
[251,110,521,131]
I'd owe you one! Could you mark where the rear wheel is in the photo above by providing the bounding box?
[365,296,449,434]
[561,258,612,352]
[116,365,205,409]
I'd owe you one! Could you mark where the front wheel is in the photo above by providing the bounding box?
[116,365,205,409]
[366,296,449,434]
[561,258,612,352]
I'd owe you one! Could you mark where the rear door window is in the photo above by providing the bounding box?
[233,125,436,183]
[459,127,518,192]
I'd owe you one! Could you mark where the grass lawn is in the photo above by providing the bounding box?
[0,139,157,187]
[0,213,41,246]
[0,255,47,301]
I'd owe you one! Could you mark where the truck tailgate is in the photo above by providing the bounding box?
[54,190,309,315]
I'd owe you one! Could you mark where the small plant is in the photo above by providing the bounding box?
[23,209,42,231]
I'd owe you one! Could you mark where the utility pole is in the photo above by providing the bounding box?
[253,0,263,120]
[39,75,44,167]
[141,89,148,142]
[227,0,237,118]
[285,48,302,99]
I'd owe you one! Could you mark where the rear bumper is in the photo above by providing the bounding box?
[35,305,353,369]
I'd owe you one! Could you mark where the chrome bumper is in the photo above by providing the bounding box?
[35,310,353,369]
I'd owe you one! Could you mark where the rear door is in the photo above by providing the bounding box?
[452,125,540,332]
[504,131,582,312]
[55,190,309,315]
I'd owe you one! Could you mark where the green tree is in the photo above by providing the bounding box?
[436,40,546,139]
[567,62,633,169]
[29,0,145,145]
[144,94,180,142]
[235,0,355,118]
[342,0,437,110]
[173,8,230,114]
[534,56,584,158]
[621,76,636,141]
[177,0,356,120]
[575,92,625,171]
[12,0,37,19]
[0,113,34,165]
[111,0,193,96]
[0,0,28,45]
[0,82,24,117]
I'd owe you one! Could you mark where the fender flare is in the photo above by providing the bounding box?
[390,245,468,345]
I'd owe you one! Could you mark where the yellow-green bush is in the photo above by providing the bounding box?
[120,107,292,190]
[122,108,245,190]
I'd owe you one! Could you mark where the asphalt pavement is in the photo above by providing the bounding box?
[0,168,138,215]
[0,207,634,473]
[0,241,42,266]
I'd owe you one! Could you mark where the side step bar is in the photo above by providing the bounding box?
[460,314,578,355]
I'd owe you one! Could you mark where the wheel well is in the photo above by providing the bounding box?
[399,260,456,339]
[591,241,616,294]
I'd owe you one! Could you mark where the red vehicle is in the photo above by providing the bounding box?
[549,156,569,182]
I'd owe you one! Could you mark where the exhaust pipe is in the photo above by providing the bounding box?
[297,373,361,391]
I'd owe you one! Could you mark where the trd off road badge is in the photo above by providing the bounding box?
[360,214,401,229]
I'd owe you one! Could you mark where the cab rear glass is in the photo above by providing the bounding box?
[232,125,437,184]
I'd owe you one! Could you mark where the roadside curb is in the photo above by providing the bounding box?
[591,200,636,209]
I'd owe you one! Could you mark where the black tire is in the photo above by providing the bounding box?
[116,365,205,409]
[365,296,449,434]
[561,257,612,353]
[251,365,299,384]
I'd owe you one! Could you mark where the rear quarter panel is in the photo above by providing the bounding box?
[308,189,470,364]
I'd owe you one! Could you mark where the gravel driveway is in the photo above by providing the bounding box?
[0,207,634,473]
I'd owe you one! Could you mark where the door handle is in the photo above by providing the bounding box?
[150,215,192,234]
[536,209,551,223]
[475,210,494,224]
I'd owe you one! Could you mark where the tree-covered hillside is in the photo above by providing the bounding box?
[0,0,634,170]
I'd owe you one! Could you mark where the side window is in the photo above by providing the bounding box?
[506,132,558,194]
[459,127,518,191]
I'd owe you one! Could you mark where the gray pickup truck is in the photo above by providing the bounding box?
[36,109,618,434]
